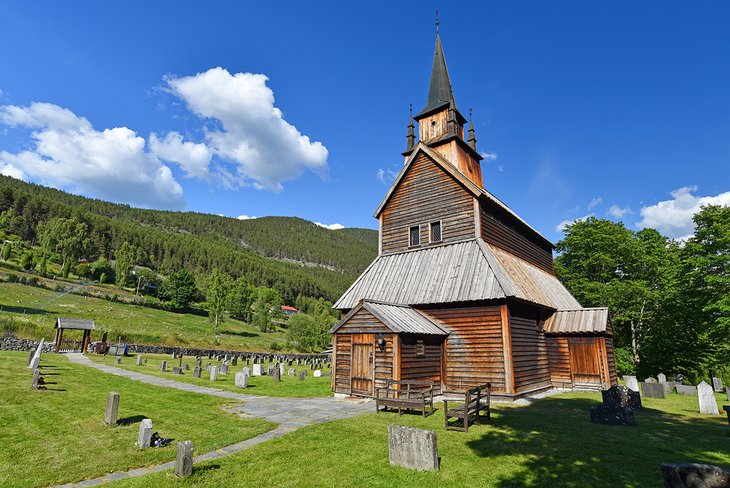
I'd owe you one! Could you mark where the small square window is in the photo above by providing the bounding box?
[416,340,425,356]
[409,225,420,247]
[430,221,442,242]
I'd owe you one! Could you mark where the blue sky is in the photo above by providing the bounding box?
[1,1,728,242]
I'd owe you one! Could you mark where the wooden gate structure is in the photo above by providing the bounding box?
[54,318,95,353]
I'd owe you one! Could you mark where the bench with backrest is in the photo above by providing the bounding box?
[443,383,491,432]
[375,379,436,417]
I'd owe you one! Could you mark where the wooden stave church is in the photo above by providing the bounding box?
[331,34,617,400]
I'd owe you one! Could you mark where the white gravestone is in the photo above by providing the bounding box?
[234,372,248,388]
[279,363,285,377]
[137,419,153,448]
[697,381,719,415]
[242,367,250,376]
[210,366,218,382]
[624,376,639,392]
[657,373,667,383]
[313,369,322,378]
[388,425,439,472]
[28,338,44,368]
[252,364,262,376]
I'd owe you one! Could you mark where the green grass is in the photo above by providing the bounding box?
[0,351,276,488]
[88,352,333,398]
[111,391,730,488]
[0,281,287,350]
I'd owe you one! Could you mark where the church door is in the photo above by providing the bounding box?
[350,334,374,396]
[569,337,603,386]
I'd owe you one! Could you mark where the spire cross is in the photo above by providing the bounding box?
[435,10,440,33]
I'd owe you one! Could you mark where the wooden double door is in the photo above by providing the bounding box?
[569,337,604,386]
[350,333,375,396]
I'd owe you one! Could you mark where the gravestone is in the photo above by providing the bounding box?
[160,361,167,372]
[661,463,730,488]
[288,367,296,377]
[645,377,657,383]
[235,372,248,388]
[590,404,635,426]
[105,392,120,426]
[602,385,642,410]
[172,351,177,359]
[28,348,36,366]
[726,387,730,402]
[31,369,43,389]
[623,375,640,393]
[267,365,275,376]
[29,356,40,371]
[28,338,44,369]
[273,367,281,382]
[676,385,697,396]
[172,367,182,375]
[299,371,307,381]
[220,362,229,375]
[184,363,190,371]
[175,441,194,478]
[210,366,218,382]
[660,382,674,396]
[136,355,143,366]
[387,425,439,472]
[657,373,667,383]
[232,357,238,366]
[698,381,719,415]
[313,369,322,378]
[193,366,202,379]
[641,382,665,399]
[137,419,153,449]
[712,377,723,392]
[252,364,262,376]
[279,363,285,377]
[115,357,122,364]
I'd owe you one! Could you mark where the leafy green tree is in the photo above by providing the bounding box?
[114,241,137,288]
[286,312,336,352]
[251,287,283,332]
[20,251,34,270]
[61,259,71,278]
[206,269,232,337]
[37,217,90,272]
[99,272,107,284]
[91,257,114,282]
[160,269,199,309]
[1,241,11,261]
[228,277,256,322]
[38,252,47,277]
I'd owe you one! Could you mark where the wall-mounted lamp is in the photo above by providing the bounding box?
[376,333,386,352]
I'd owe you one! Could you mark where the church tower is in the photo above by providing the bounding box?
[403,33,484,188]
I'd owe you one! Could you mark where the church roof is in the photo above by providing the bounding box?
[415,34,466,123]
[55,318,95,330]
[334,238,580,311]
[543,308,611,335]
[331,300,448,336]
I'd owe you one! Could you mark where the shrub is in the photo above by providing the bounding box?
[615,347,635,376]
[6,273,19,283]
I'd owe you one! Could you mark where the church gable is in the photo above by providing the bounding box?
[380,150,476,254]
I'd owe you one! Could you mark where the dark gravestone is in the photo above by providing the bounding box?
[590,404,636,426]
[232,357,238,366]
[661,463,730,488]
[602,385,642,410]
[299,371,307,381]
[273,367,281,382]
[193,366,202,379]
[172,367,182,375]
[184,363,190,371]
[641,382,665,399]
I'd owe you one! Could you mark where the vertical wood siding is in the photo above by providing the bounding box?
[334,334,352,394]
[424,306,506,393]
[480,201,554,274]
[399,334,442,393]
[381,153,475,254]
[509,309,551,394]
[374,334,394,391]
[604,336,618,386]
[546,336,572,388]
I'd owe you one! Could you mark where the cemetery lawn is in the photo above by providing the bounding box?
[88,352,333,398]
[0,282,286,350]
[0,351,275,488]
[110,391,730,488]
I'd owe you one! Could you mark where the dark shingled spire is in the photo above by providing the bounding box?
[405,104,415,152]
[468,108,477,150]
[415,34,466,123]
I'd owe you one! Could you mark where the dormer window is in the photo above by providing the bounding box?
[430,221,442,243]
[409,225,420,247]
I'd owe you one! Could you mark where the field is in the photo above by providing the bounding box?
[0,281,287,350]
[88,352,333,398]
[109,390,730,488]
[0,351,275,488]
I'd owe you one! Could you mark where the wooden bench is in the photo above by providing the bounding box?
[375,379,436,417]
[443,383,491,432]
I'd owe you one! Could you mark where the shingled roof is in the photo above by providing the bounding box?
[331,300,448,336]
[543,308,611,334]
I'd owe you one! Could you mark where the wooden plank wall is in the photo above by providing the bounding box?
[381,153,475,254]
[374,334,395,391]
[480,201,554,274]
[334,334,352,394]
[604,336,618,386]
[424,306,506,393]
[509,308,551,394]
[399,334,442,393]
[546,336,572,388]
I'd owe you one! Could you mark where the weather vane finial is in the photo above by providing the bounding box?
[469,107,473,121]
[435,9,440,34]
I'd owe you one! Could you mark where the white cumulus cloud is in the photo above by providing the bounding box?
[0,102,184,209]
[237,214,257,220]
[607,205,632,219]
[555,214,594,233]
[149,132,212,180]
[637,186,730,240]
[376,167,399,185]
[587,197,602,210]
[314,221,344,230]
[165,67,328,192]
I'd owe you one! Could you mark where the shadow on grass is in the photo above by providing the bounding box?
[220,330,258,338]
[118,415,149,426]
[0,304,50,315]
[466,396,730,487]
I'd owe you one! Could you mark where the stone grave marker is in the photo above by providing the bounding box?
[29,355,40,371]
[698,381,719,415]
[193,366,202,379]
[234,372,248,388]
[659,382,674,396]
[28,338,44,369]
[676,385,697,396]
[137,419,152,449]
[602,385,642,410]
[31,369,43,389]
[313,369,322,378]
[267,365,275,376]
[712,377,723,392]
[299,371,307,381]
[623,375,639,392]
[242,366,250,376]
[136,355,143,366]
[657,373,667,383]
[28,347,36,366]
[661,463,730,488]
[210,366,218,382]
[279,363,285,377]
[105,392,120,426]
[252,364,262,376]
[160,361,167,372]
[726,387,730,402]
[172,367,182,375]
[232,357,238,366]
[115,357,122,364]
[641,382,665,399]
[184,363,190,371]
[288,367,296,377]
[220,362,229,375]
[172,351,177,359]
[273,367,281,382]
[645,377,657,383]
[388,425,439,471]
[175,441,194,478]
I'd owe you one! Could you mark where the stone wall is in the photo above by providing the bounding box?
[0,338,55,352]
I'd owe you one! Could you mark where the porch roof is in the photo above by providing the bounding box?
[55,318,95,330]
[331,300,448,336]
